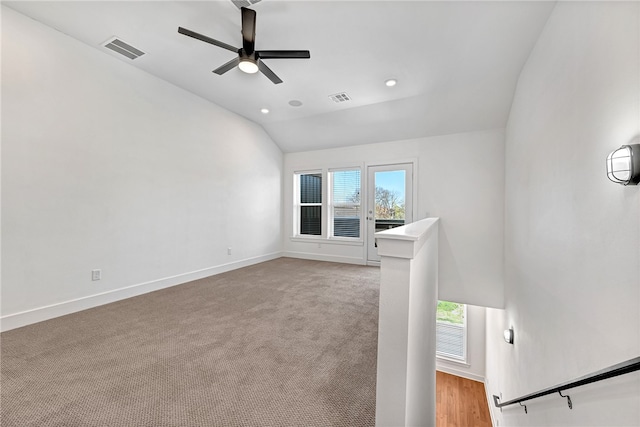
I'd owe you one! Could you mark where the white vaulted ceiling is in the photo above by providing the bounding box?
[4,1,556,152]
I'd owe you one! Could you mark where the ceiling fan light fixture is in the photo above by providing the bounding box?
[178,7,309,84]
[239,58,259,74]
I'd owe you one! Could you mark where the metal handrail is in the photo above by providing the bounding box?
[493,356,640,414]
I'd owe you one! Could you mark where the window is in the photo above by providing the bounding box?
[297,172,322,236]
[330,169,361,238]
[436,300,467,362]
[294,167,363,241]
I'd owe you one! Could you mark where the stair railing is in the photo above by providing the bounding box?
[493,356,640,414]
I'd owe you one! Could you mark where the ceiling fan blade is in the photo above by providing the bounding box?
[257,50,311,59]
[213,57,240,75]
[178,27,239,53]
[258,61,283,84]
[241,7,256,54]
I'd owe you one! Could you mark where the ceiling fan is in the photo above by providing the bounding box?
[178,7,310,84]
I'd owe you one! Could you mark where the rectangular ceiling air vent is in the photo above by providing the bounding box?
[329,92,352,103]
[231,0,262,9]
[103,38,145,60]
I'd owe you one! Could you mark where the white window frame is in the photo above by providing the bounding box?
[328,167,363,241]
[294,170,324,238]
[436,303,468,364]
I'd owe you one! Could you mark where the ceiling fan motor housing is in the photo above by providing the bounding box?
[178,7,310,84]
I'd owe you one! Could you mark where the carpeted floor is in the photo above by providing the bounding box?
[0,258,380,426]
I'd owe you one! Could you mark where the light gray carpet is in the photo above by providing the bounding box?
[1,258,380,426]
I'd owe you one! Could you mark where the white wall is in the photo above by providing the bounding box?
[1,7,283,330]
[486,2,640,426]
[283,130,505,308]
[375,218,439,426]
[436,304,486,383]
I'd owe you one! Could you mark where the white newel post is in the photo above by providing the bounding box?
[374,218,439,427]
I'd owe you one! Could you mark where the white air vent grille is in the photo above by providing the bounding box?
[231,0,262,9]
[103,38,145,60]
[329,92,351,103]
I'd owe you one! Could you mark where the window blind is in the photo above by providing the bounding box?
[436,322,465,360]
[299,173,322,236]
[331,169,361,238]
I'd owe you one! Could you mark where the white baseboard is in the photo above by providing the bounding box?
[282,251,366,265]
[485,378,498,427]
[436,365,485,383]
[0,252,283,332]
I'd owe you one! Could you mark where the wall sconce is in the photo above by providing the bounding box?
[607,144,640,185]
[504,327,514,344]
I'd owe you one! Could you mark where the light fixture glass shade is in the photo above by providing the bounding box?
[239,59,259,74]
[504,328,514,344]
[607,144,640,185]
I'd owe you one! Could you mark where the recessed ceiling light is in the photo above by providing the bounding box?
[385,79,397,87]
[261,108,270,114]
[289,100,303,107]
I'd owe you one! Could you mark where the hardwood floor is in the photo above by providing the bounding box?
[436,371,493,427]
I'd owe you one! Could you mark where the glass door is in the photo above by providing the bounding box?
[366,163,413,263]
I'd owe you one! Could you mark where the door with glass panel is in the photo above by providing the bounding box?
[366,163,413,263]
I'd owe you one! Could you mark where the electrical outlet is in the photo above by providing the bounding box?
[91,269,101,281]
[227,247,232,255]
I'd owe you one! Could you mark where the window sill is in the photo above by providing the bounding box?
[290,236,364,246]
[436,354,469,367]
